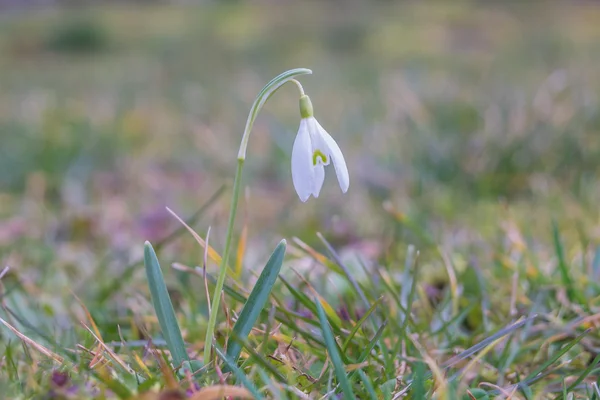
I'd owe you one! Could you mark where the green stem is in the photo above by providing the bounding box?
[204,158,244,363]
[203,68,312,363]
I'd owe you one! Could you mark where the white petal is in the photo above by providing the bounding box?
[312,164,325,198]
[291,119,314,202]
[307,118,330,165]
[315,121,350,193]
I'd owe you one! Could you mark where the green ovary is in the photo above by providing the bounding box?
[313,150,328,165]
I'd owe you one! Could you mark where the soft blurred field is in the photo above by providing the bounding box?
[1,2,600,398]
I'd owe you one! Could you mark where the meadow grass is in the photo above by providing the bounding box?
[1,2,600,398]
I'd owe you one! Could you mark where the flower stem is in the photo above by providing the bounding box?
[204,158,244,363]
[290,79,305,96]
[204,68,312,363]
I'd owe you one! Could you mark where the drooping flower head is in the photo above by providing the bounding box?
[291,95,349,202]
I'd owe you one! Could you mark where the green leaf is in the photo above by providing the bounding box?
[227,240,286,364]
[143,241,189,370]
[315,296,355,400]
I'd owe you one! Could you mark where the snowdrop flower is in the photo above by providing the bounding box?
[292,95,349,202]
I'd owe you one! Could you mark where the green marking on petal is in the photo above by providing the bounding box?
[313,150,328,166]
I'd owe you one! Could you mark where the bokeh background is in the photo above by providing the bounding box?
[1,1,600,319]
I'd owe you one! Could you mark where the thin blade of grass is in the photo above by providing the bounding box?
[315,296,356,400]
[522,329,590,385]
[317,232,370,308]
[206,273,326,347]
[228,330,287,383]
[412,362,427,398]
[98,186,224,301]
[559,353,600,398]
[442,314,538,370]
[552,221,580,303]
[280,274,345,334]
[342,297,382,352]
[226,240,286,364]
[143,241,189,370]
[0,316,64,364]
[166,207,223,265]
[214,346,263,399]
[357,369,378,400]
[357,321,387,364]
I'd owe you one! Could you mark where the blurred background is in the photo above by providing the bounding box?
[1,1,599,300]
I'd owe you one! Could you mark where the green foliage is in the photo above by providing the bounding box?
[226,239,286,364]
[143,241,189,369]
[315,296,356,400]
[44,17,109,54]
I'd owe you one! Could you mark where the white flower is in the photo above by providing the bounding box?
[291,96,349,202]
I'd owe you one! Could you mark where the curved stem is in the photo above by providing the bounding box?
[290,79,305,96]
[237,68,312,160]
[204,68,311,363]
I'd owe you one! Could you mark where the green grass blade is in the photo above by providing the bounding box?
[227,240,286,363]
[98,186,224,302]
[143,241,188,369]
[552,221,580,303]
[561,353,600,397]
[412,362,427,399]
[357,321,387,363]
[342,297,382,352]
[442,314,537,370]
[358,369,378,400]
[317,232,370,308]
[522,328,590,384]
[228,330,287,383]
[206,273,326,347]
[315,296,356,400]
[215,345,263,399]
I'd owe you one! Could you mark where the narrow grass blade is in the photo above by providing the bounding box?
[0,316,63,363]
[228,331,286,383]
[317,232,370,308]
[342,297,382,351]
[412,362,427,399]
[592,245,600,281]
[522,329,590,384]
[227,240,286,364]
[315,296,356,400]
[206,273,326,347]
[552,221,580,303]
[91,371,134,399]
[98,186,224,301]
[215,346,263,399]
[358,369,378,400]
[279,274,345,331]
[559,353,600,397]
[442,314,537,370]
[357,321,387,363]
[143,241,188,369]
